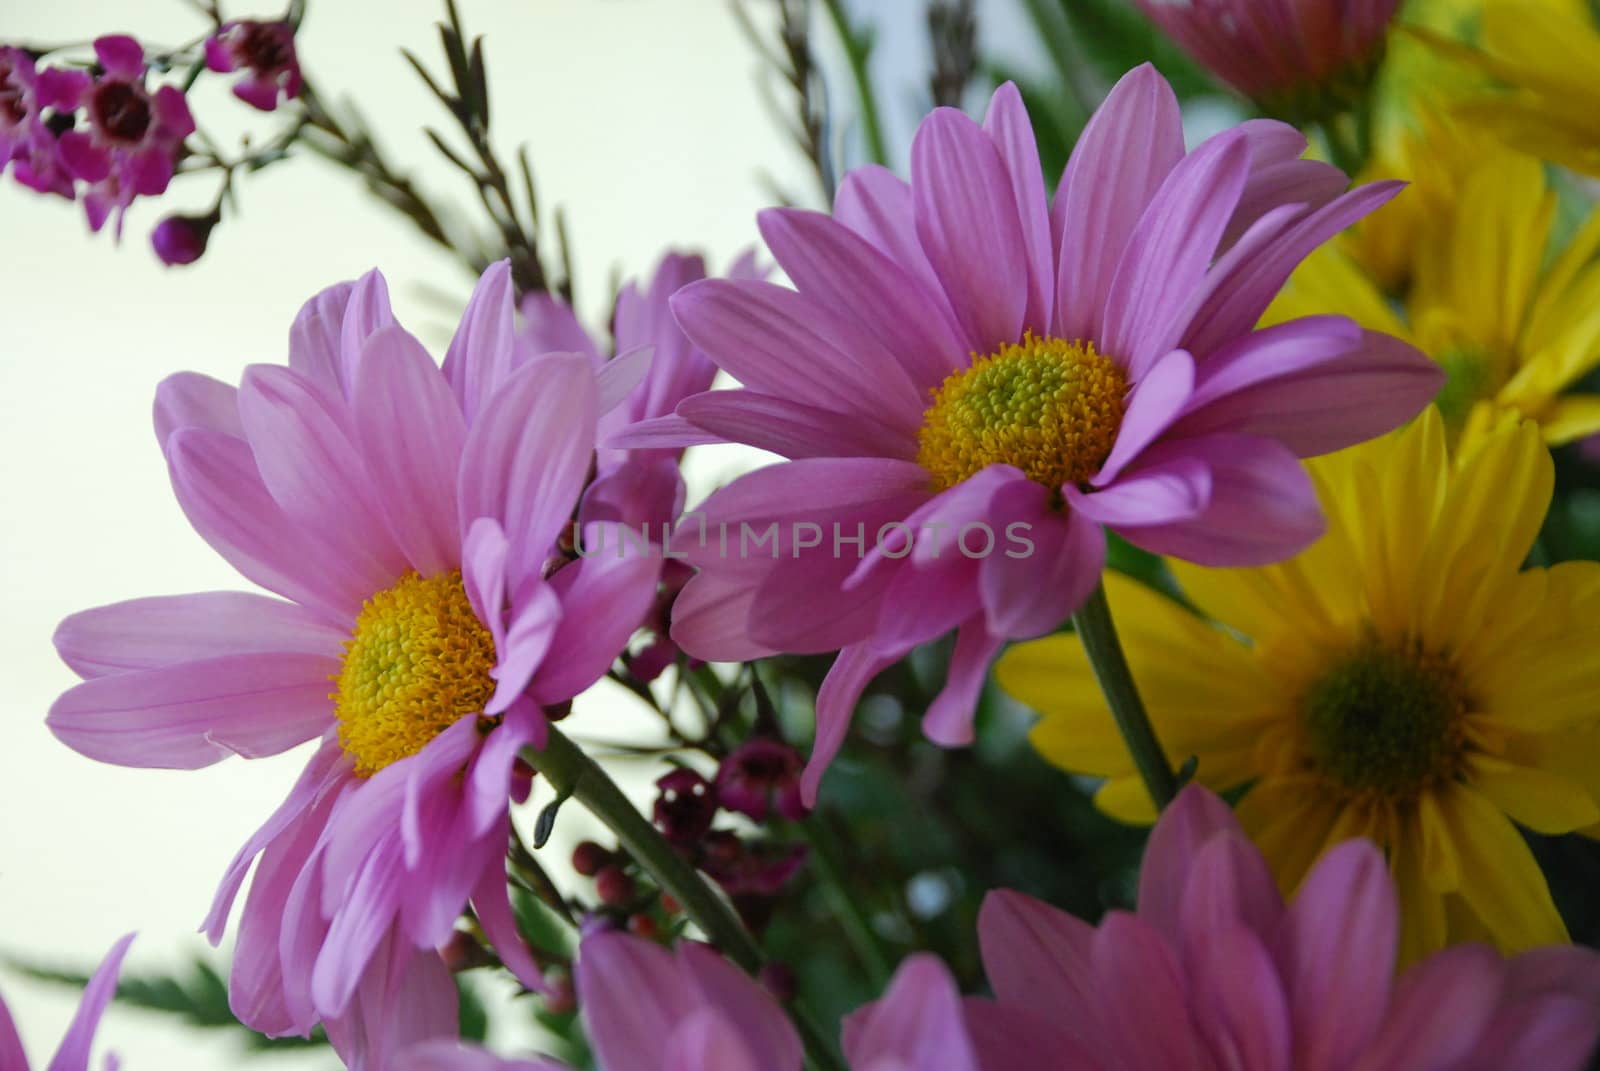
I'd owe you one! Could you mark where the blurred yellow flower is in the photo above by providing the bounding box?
[1420,0,1600,176]
[1267,126,1600,444]
[998,409,1600,964]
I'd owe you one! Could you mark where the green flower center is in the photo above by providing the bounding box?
[1301,639,1467,798]
[1433,347,1498,435]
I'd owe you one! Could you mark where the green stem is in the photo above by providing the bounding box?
[820,0,890,166]
[798,817,892,990]
[521,725,846,1071]
[1070,582,1180,810]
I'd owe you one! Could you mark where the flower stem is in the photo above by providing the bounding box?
[1070,581,1180,810]
[522,725,846,1071]
[820,0,890,166]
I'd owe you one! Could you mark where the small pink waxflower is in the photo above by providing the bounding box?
[48,262,662,1069]
[0,45,90,198]
[397,931,961,1071]
[57,35,193,233]
[616,67,1442,803]
[204,20,301,112]
[716,738,807,823]
[1136,0,1402,121]
[921,785,1600,1069]
[0,934,133,1071]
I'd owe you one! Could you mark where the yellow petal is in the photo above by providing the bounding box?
[1433,783,1569,952]
[1537,394,1600,444]
[1237,778,1342,895]
[1412,418,1551,647]
[1467,753,1600,833]
[1093,776,1158,825]
[1393,833,1450,968]
[1261,244,1410,339]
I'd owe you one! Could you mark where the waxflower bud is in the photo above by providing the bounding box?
[571,840,611,877]
[594,865,635,907]
[150,210,216,266]
[651,767,717,846]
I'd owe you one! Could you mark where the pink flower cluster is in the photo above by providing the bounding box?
[399,788,1600,1071]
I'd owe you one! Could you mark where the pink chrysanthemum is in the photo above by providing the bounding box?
[1136,0,1402,118]
[0,934,133,1071]
[48,263,660,1069]
[617,66,1442,802]
[932,785,1600,1069]
[56,35,194,234]
[397,931,961,1071]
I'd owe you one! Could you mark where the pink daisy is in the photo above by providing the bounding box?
[942,785,1600,1069]
[616,66,1443,802]
[1136,0,1402,117]
[397,931,962,1070]
[48,262,661,1068]
[0,934,133,1071]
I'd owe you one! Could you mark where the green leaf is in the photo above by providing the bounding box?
[4,952,328,1052]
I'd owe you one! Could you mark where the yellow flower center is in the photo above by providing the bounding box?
[333,569,497,777]
[1300,638,1468,799]
[917,333,1128,493]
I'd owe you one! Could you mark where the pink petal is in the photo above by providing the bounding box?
[1285,839,1398,1071]
[125,146,174,196]
[603,412,725,452]
[757,206,965,386]
[676,389,916,460]
[577,933,697,1071]
[1175,321,1443,457]
[49,652,337,769]
[398,1040,570,1071]
[801,643,897,805]
[978,483,1103,638]
[531,545,655,705]
[978,889,1097,1025]
[1355,945,1503,1071]
[912,108,1029,353]
[57,130,110,183]
[44,933,135,1071]
[335,271,399,402]
[921,619,1003,746]
[1094,348,1196,485]
[1101,129,1252,379]
[354,325,468,576]
[1090,912,1200,1065]
[166,428,367,621]
[202,741,347,943]
[93,35,145,79]
[54,591,343,679]
[0,994,27,1071]
[1099,434,1323,566]
[238,364,409,587]
[443,261,517,423]
[1181,181,1404,359]
[579,458,684,531]
[669,279,924,433]
[323,938,457,1071]
[844,955,979,1071]
[518,291,599,365]
[594,344,654,416]
[833,163,944,300]
[153,371,242,451]
[982,82,1054,333]
[289,280,355,403]
[669,569,777,664]
[1053,64,1184,344]
[1138,784,1253,943]
[456,353,596,593]
[1187,925,1292,1071]
[470,853,551,995]
[663,1011,769,1071]
[677,943,803,1069]
[486,579,561,713]
[1066,455,1212,529]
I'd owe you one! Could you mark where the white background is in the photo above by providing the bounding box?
[0,1,1038,1066]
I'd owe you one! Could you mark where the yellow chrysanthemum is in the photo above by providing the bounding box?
[997,408,1600,965]
[1266,127,1600,445]
[1416,0,1600,177]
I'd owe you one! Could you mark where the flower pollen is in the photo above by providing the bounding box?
[333,569,497,777]
[917,333,1128,493]
[1301,638,1468,800]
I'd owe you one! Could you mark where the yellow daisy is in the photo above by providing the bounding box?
[1418,0,1600,177]
[997,408,1600,964]
[1266,126,1600,445]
